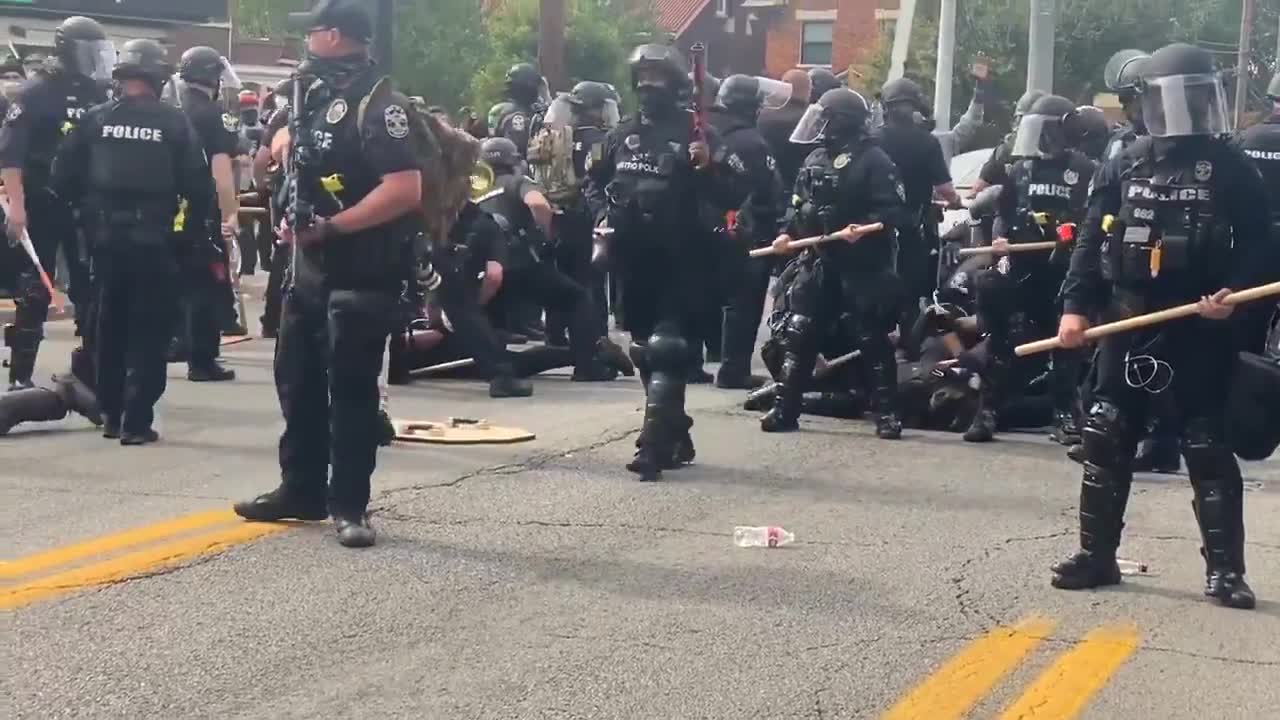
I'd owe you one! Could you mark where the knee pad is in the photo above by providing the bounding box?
[646,330,688,373]
[760,338,782,377]
[1081,400,1132,466]
[780,313,816,349]
[1181,416,1238,481]
[628,342,649,375]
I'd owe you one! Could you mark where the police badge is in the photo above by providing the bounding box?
[1063,169,1079,186]
[833,153,850,169]
[1194,160,1212,182]
[510,113,526,132]
[384,104,409,139]
[222,113,241,133]
[4,103,21,123]
[326,98,348,124]
[624,134,641,151]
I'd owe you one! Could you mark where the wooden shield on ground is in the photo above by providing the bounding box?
[393,418,535,445]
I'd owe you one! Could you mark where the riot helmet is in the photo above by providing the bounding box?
[178,47,241,98]
[880,77,928,124]
[628,44,689,117]
[1138,43,1229,138]
[0,54,23,100]
[1013,88,1046,123]
[1104,49,1149,93]
[789,88,872,146]
[808,68,840,103]
[1066,105,1111,160]
[112,38,173,95]
[506,63,550,108]
[565,81,620,128]
[1011,94,1077,158]
[54,16,114,83]
[715,74,792,119]
[480,137,521,173]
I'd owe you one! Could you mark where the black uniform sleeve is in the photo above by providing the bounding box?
[472,209,509,269]
[1219,143,1277,291]
[0,80,43,169]
[360,93,419,177]
[701,124,751,214]
[990,163,1020,239]
[584,125,620,223]
[728,134,784,243]
[922,133,951,187]
[858,146,910,231]
[192,104,240,159]
[173,113,213,225]
[49,105,94,204]
[1060,154,1125,316]
[1068,154,1098,220]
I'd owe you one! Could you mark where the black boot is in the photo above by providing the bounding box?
[188,362,236,382]
[334,512,377,548]
[964,357,1006,443]
[596,337,635,376]
[743,382,778,412]
[120,428,161,446]
[665,414,696,469]
[1052,412,1130,590]
[234,484,328,522]
[0,386,68,435]
[866,349,902,440]
[715,363,767,390]
[761,315,816,433]
[377,408,397,446]
[489,373,534,398]
[571,360,618,382]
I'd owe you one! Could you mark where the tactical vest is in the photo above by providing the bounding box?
[526,123,578,204]
[1011,158,1078,231]
[1107,147,1231,299]
[605,128,684,227]
[1239,119,1280,225]
[294,71,408,292]
[86,101,177,204]
[477,173,543,272]
[23,71,100,187]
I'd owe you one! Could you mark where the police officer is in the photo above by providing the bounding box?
[477,136,624,382]
[876,77,963,344]
[1238,73,1279,240]
[765,88,908,439]
[1071,105,1112,162]
[51,39,211,444]
[1101,50,1150,161]
[168,46,241,381]
[0,16,111,390]
[964,95,1097,444]
[585,43,743,480]
[971,89,1046,195]
[1053,43,1276,609]
[489,63,549,157]
[807,67,840,104]
[710,74,787,389]
[234,0,425,548]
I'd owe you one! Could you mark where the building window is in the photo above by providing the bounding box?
[800,21,833,67]
[716,0,729,18]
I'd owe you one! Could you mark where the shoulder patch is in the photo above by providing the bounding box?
[5,102,21,123]
[1194,160,1212,182]
[326,98,348,124]
[384,104,410,139]
[833,153,850,169]
[727,153,747,174]
[510,113,527,132]
[1063,168,1079,186]
[222,113,241,133]
[765,155,777,172]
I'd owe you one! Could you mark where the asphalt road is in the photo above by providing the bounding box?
[3,293,1278,719]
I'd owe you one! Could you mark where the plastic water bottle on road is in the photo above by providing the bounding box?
[1117,558,1150,575]
[734,526,795,548]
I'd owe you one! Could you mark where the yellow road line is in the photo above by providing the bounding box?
[997,623,1140,720]
[881,616,1057,720]
[1,521,290,610]
[0,509,240,581]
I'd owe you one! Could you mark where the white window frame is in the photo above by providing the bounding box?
[798,19,835,68]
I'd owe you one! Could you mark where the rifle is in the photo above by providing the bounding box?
[689,43,707,144]
[285,72,316,290]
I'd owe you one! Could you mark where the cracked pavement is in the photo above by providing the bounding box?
[2,318,1279,719]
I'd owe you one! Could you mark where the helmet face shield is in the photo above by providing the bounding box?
[70,39,116,82]
[788,103,828,144]
[160,74,185,107]
[1141,73,1229,137]
[543,94,574,128]
[218,56,242,91]
[1011,113,1066,158]
[756,77,793,110]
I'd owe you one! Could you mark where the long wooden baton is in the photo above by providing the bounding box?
[957,240,1058,257]
[239,206,270,218]
[749,222,884,258]
[409,357,477,377]
[0,196,62,311]
[1015,281,1280,357]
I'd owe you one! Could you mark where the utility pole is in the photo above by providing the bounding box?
[1233,0,1255,128]
[374,0,395,74]
[1026,0,1056,94]
[888,0,917,83]
[933,0,957,131]
[539,0,567,91]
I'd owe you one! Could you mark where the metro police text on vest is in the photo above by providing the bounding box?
[101,125,163,142]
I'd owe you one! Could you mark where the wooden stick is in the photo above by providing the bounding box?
[408,357,477,377]
[238,207,270,218]
[957,240,1057,257]
[1015,281,1280,357]
[238,192,262,204]
[749,222,884,258]
[814,349,861,378]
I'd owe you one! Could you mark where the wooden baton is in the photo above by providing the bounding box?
[239,206,270,218]
[749,222,884,258]
[957,240,1058,257]
[1015,281,1280,357]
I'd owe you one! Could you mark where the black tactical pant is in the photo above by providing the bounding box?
[718,240,772,377]
[496,260,602,370]
[1077,307,1244,573]
[766,253,901,426]
[178,237,231,368]
[275,287,396,516]
[93,225,179,433]
[547,212,607,339]
[262,241,288,336]
[896,221,932,338]
[7,192,86,386]
[427,246,515,380]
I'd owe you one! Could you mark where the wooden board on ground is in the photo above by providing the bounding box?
[220,336,254,347]
[394,418,535,445]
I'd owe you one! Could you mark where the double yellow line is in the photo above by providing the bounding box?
[0,510,292,610]
[882,616,1140,720]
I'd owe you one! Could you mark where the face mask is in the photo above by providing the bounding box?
[301,51,370,84]
[636,84,673,117]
